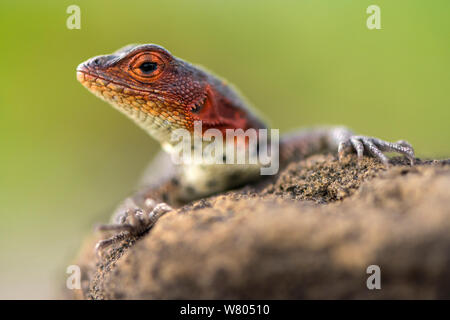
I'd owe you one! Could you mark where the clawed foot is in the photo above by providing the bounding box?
[94,201,172,257]
[338,136,415,165]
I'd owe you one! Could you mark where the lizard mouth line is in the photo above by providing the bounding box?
[77,69,204,110]
[77,70,157,96]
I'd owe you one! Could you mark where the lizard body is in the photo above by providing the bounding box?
[76,44,415,252]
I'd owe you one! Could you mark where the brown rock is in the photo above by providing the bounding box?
[71,154,450,299]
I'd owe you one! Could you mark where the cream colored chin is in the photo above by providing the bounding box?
[84,84,176,143]
[111,100,176,143]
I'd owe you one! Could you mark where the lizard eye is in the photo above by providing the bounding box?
[139,62,158,74]
[129,52,165,81]
[191,102,203,114]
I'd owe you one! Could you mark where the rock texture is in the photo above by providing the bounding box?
[71,155,450,299]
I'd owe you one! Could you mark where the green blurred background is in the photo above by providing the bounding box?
[0,0,448,299]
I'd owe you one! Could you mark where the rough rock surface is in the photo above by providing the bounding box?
[71,154,450,299]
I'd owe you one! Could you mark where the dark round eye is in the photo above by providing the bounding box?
[191,104,202,113]
[139,62,158,74]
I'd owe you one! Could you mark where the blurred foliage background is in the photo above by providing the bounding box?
[0,0,448,299]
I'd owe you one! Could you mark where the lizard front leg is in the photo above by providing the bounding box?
[94,152,186,256]
[280,126,415,166]
[94,179,178,256]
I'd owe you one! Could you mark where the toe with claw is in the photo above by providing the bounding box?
[94,202,173,257]
[338,135,415,165]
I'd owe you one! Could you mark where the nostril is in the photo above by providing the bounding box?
[88,56,102,68]
[87,55,114,69]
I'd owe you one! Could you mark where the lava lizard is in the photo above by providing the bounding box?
[76,44,415,254]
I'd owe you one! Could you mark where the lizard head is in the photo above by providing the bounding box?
[76,44,266,143]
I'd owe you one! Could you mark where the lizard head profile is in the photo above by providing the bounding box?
[77,44,266,142]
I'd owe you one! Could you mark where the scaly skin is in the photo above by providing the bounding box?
[76,44,415,255]
[76,44,266,142]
